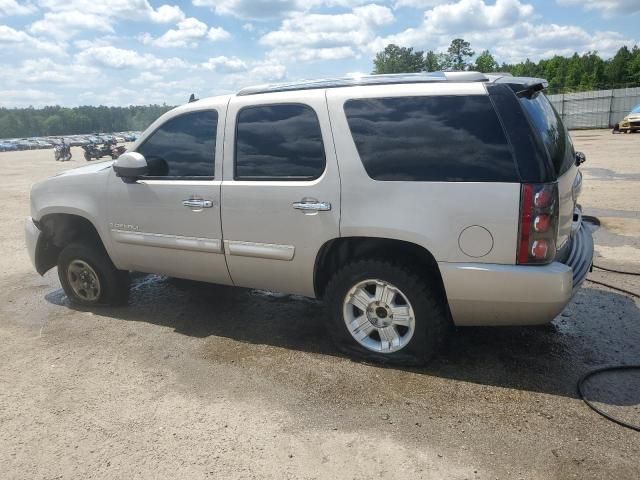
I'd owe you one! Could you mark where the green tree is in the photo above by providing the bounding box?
[605,46,632,85]
[0,105,174,139]
[446,38,474,70]
[424,50,441,72]
[628,45,640,83]
[474,50,498,72]
[372,44,425,74]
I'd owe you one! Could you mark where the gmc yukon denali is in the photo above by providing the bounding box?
[26,72,594,365]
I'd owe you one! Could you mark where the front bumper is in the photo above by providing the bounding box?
[25,216,41,272]
[439,221,594,326]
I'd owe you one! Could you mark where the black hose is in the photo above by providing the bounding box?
[577,366,640,432]
[578,241,640,430]
[586,278,640,298]
[593,264,640,276]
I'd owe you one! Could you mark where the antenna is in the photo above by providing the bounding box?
[188,93,198,103]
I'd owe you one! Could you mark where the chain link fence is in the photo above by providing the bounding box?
[546,85,640,130]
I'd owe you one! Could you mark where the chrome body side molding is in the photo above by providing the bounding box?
[111,229,223,254]
[224,240,295,261]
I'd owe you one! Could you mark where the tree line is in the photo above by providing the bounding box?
[373,40,640,93]
[0,104,174,139]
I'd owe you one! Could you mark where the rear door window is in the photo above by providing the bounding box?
[344,95,517,182]
[235,104,326,180]
[518,93,574,177]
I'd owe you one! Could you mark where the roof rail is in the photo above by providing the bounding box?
[236,71,489,96]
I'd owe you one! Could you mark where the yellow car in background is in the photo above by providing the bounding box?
[613,104,640,133]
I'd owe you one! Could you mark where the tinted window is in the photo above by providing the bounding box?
[344,96,517,182]
[519,93,574,176]
[137,110,217,178]
[235,104,325,180]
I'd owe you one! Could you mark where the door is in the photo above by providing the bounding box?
[106,105,232,285]
[221,90,340,297]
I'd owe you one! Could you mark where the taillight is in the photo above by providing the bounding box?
[517,183,558,264]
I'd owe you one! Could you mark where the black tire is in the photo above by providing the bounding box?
[84,151,92,161]
[324,259,450,366]
[57,242,129,307]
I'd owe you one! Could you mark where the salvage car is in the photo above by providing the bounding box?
[25,72,594,365]
[613,104,640,133]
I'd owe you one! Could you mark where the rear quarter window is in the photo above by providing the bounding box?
[344,95,518,182]
[518,93,575,177]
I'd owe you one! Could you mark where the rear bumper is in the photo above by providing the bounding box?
[440,221,594,326]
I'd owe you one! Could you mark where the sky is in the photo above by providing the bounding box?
[0,0,638,107]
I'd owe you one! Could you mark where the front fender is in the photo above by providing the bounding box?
[30,167,115,260]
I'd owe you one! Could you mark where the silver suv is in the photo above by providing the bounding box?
[25,72,594,365]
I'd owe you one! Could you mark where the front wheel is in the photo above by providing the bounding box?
[324,259,450,366]
[57,243,129,306]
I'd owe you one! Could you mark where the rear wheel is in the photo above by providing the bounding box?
[324,259,450,366]
[58,243,129,306]
[84,151,91,161]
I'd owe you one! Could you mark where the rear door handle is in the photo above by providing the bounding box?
[292,201,331,211]
[182,198,213,209]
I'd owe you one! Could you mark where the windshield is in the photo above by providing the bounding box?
[519,92,575,177]
[632,105,640,114]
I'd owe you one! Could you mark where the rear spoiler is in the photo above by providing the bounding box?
[515,81,548,99]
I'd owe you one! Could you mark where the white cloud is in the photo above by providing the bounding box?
[73,36,118,50]
[30,11,113,39]
[261,4,394,62]
[0,58,100,91]
[373,0,636,62]
[129,71,163,85]
[247,61,286,81]
[193,0,301,20]
[0,0,37,16]
[0,24,64,54]
[201,55,248,72]
[144,17,230,48]
[0,88,58,107]
[242,22,254,31]
[31,0,185,39]
[192,0,375,20]
[393,0,448,7]
[76,45,187,70]
[557,0,640,17]
[423,0,534,33]
[207,26,230,41]
[36,0,185,23]
[149,4,185,23]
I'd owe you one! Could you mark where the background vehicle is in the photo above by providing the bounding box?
[613,104,640,133]
[0,141,18,151]
[25,72,593,365]
[82,142,120,161]
[54,142,72,161]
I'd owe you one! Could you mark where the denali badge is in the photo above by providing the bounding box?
[109,223,140,231]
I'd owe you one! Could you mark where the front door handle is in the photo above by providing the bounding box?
[182,198,214,209]
[292,200,331,211]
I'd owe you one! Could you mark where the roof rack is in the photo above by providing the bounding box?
[236,71,489,96]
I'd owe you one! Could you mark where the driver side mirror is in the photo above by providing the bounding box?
[113,152,148,182]
[575,151,586,166]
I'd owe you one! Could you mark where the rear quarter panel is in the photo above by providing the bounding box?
[326,84,520,264]
[557,163,578,250]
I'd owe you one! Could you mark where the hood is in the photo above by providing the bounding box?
[624,114,640,121]
[54,160,114,178]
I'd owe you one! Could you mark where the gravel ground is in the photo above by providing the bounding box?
[0,131,639,479]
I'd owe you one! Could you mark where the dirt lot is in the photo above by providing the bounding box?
[1,131,639,479]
